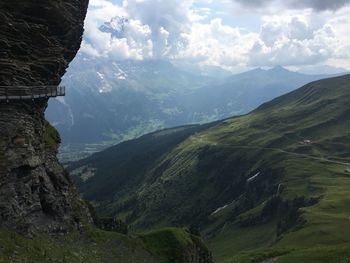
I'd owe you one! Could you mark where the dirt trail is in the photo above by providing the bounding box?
[193,134,350,167]
[227,145,350,166]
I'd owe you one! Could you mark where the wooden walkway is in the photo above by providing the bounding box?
[0,86,65,101]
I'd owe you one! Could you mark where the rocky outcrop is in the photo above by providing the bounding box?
[182,236,213,263]
[0,0,90,234]
[141,228,213,263]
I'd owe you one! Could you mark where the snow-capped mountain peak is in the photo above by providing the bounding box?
[99,16,129,39]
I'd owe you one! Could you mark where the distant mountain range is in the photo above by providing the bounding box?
[181,65,333,120]
[69,74,350,262]
[46,58,336,161]
[46,16,343,161]
[47,57,212,142]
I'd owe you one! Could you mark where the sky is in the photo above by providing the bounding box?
[80,0,350,73]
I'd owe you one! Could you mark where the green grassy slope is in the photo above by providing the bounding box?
[141,228,212,263]
[0,226,211,263]
[0,226,156,263]
[72,74,350,262]
[69,123,218,208]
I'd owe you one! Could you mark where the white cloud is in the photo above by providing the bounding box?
[123,0,196,58]
[177,18,256,70]
[248,13,339,67]
[231,0,350,11]
[79,0,350,72]
[81,0,194,60]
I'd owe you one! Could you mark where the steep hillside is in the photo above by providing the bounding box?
[72,74,350,262]
[70,123,219,201]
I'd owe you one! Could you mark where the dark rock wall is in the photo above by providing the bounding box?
[0,0,90,234]
[0,0,89,85]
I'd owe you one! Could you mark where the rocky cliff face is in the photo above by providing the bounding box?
[0,0,90,234]
[0,0,89,85]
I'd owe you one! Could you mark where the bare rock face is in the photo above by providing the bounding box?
[0,0,90,234]
[0,0,89,85]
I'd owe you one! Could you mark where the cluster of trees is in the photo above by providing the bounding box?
[238,195,319,236]
[226,169,282,222]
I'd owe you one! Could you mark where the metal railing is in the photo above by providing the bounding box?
[0,86,65,101]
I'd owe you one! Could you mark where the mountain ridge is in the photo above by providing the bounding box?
[46,62,336,162]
